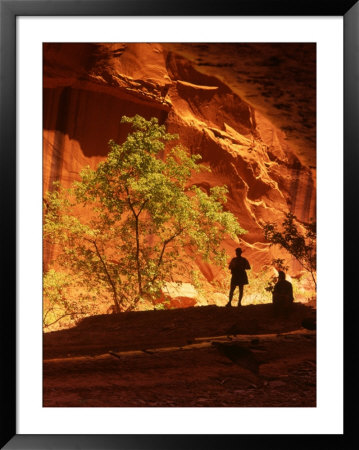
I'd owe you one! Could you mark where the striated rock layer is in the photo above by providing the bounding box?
[43,43,316,304]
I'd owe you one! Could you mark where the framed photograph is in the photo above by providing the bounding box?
[1,0,356,448]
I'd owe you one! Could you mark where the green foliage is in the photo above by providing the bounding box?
[44,115,246,313]
[43,269,98,329]
[153,300,170,311]
[263,212,316,287]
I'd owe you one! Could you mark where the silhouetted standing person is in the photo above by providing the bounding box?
[226,248,251,307]
[272,271,294,314]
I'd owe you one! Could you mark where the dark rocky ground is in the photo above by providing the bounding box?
[43,303,316,407]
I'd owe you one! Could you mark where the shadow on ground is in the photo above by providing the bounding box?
[43,304,316,407]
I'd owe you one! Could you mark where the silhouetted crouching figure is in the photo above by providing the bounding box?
[226,248,251,307]
[272,271,294,315]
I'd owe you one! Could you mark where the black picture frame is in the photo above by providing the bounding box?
[1,0,357,448]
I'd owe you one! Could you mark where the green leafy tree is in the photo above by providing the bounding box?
[263,212,316,288]
[44,115,246,313]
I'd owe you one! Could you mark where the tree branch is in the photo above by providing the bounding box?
[124,186,147,218]
[43,311,86,329]
[151,228,184,284]
[124,186,144,296]
[84,237,120,312]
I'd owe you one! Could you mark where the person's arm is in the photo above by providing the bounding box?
[245,258,251,270]
[229,258,235,269]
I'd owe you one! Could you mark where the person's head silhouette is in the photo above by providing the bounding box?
[278,270,286,281]
[235,248,243,256]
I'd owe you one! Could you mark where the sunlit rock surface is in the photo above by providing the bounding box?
[43,43,316,305]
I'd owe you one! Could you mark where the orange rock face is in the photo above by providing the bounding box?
[43,43,316,304]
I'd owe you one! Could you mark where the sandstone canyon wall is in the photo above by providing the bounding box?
[43,43,316,305]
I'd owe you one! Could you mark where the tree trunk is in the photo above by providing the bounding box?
[92,241,121,313]
[134,215,143,297]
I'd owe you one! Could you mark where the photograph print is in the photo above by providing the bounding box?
[43,43,316,407]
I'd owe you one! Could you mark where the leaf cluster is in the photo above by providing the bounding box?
[263,212,316,286]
